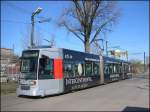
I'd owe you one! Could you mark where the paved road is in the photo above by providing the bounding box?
[1,74,149,111]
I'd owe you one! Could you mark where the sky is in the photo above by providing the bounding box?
[1,1,149,61]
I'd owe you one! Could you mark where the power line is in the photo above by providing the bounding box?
[36,25,52,36]
[5,2,48,19]
[3,2,53,26]
[5,1,32,15]
[129,52,143,55]
[1,19,30,24]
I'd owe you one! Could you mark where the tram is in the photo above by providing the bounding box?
[17,46,132,97]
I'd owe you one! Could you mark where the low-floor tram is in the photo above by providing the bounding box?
[17,46,132,97]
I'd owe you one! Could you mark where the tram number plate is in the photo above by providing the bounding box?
[21,85,30,90]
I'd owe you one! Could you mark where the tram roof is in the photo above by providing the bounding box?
[26,46,99,57]
[23,46,130,63]
[103,56,130,63]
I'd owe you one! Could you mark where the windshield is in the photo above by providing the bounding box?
[20,50,39,80]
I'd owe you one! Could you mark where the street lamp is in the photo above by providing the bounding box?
[33,7,42,15]
[30,7,42,48]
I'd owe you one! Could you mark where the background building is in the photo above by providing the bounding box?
[0,48,20,82]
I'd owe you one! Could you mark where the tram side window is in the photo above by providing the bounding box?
[113,64,119,74]
[129,65,131,73]
[85,61,92,76]
[64,63,74,78]
[127,65,129,73]
[113,64,116,73]
[109,64,114,74]
[116,64,120,73]
[74,62,84,77]
[125,65,128,73]
[115,64,117,73]
[93,62,99,75]
[74,64,78,77]
[104,63,109,74]
[123,64,126,73]
[124,64,129,73]
[119,65,122,73]
[39,55,54,79]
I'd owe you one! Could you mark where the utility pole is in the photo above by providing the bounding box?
[30,7,42,48]
[126,51,128,61]
[31,15,35,47]
[106,40,108,56]
[144,52,145,73]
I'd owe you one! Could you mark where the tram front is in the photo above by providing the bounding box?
[17,48,64,97]
[17,50,40,96]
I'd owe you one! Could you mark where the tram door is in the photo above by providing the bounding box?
[37,51,64,96]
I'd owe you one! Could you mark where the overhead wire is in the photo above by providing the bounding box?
[5,1,32,15]
[5,1,49,20]
[3,1,53,24]
[2,2,55,44]
[36,25,52,36]
[1,19,31,24]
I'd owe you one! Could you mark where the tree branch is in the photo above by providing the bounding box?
[73,0,85,26]
[90,17,114,44]
[90,1,100,25]
[63,22,84,43]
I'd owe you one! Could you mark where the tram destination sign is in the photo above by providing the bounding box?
[22,51,38,58]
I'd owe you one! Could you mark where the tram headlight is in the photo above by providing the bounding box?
[30,80,36,85]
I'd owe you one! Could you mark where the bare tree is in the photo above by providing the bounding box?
[58,0,120,53]
[130,59,144,73]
